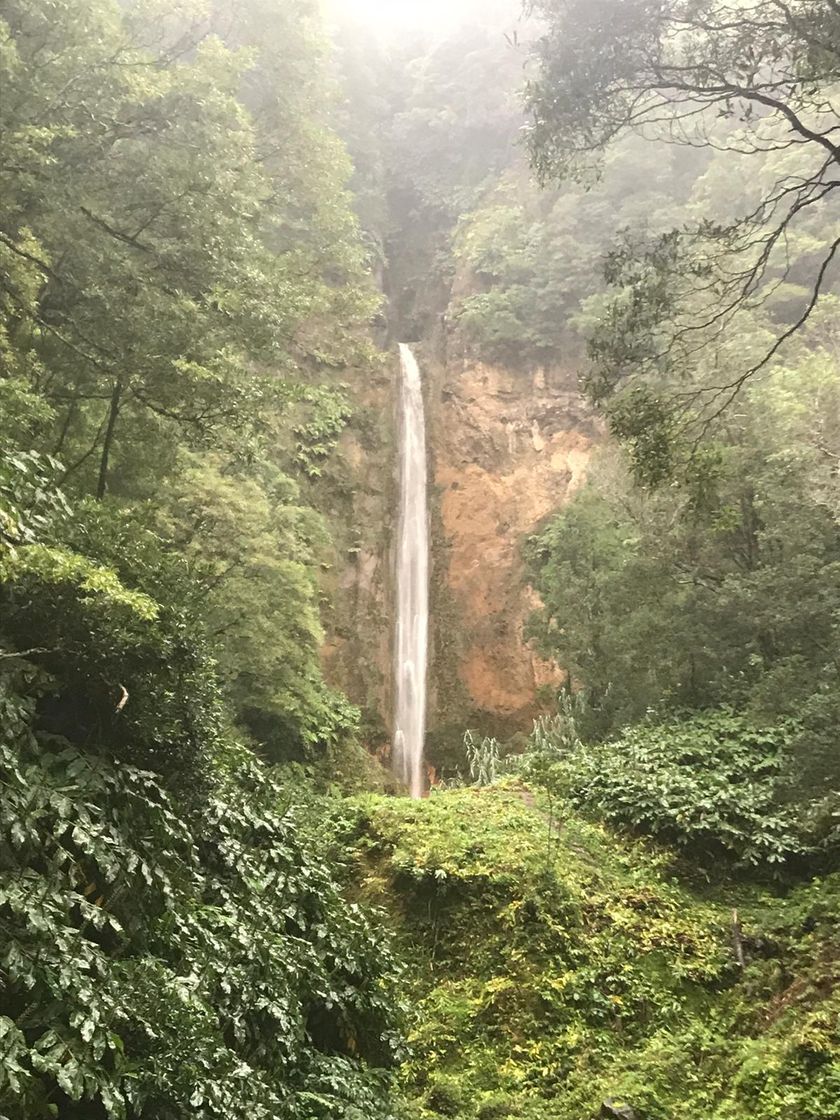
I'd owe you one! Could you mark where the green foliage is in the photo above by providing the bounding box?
[525,0,840,464]
[351,787,840,1120]
[530,691,586,758]
[0,0,380,768]
[0,447,402,1119]
[333,13,528,339]
[152,452,358,760]
[0,0,377,493]
[524,362,840,866]
[424,1074,467,1116]
[0,449,70,550]
[475,1095,516,1120]
[550,709,809,869]
[293,385,355,479]
[452,143,690,366]
[463,729,501,786]
[526,358,840,781]
[0,677,402,1119]
[0,526,225,782]
[0,352,401,1115]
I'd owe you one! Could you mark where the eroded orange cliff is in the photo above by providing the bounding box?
[428,356,597,729]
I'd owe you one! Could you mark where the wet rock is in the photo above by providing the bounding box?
[600,1101,637,1120]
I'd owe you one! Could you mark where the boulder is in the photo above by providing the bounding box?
[600,1101,638,1120]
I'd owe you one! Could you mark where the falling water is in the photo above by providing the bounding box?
[393,343,429,798]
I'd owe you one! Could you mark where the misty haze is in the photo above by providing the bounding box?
[1,1,838,1118]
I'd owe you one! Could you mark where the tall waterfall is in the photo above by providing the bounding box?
[393,343,429,798]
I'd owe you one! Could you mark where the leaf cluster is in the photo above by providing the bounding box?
[0,686,403,1119]
[547,709,809,868]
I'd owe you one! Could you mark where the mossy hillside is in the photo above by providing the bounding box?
[349,787,840,1120]
[306,367,398,753]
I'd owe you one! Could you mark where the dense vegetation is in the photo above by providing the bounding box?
[349,785,840,1120]
[2,0,839,1117]
[0,2,401,1116]
[332,5,839,1115]
[519,1,840,876]
[525,344,840,838]
[526,0,840,476]
[0,450,405,1117]
[1,0,376,759]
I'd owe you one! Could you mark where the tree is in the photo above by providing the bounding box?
[0,0,377,758]
[526,341,840,815]
[452,135,698,366]
[525,0,840,470]
[332,12,529,339]
[527,403,840,730]
[154,452,360,758]
[0,0,375,500]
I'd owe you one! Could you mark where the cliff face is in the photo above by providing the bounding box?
[424,351,597,761]
[316,360,396,751]
[319,341,597,766]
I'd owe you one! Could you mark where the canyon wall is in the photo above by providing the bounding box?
[320,338,598,770]
[423,346,597,767]
[316,358,396,752]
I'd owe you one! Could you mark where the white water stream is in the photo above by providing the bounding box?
[393,343,429,798]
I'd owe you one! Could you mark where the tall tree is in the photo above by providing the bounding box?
[0,0,375,499]
[525,0,840,474]
[0,0,378,755]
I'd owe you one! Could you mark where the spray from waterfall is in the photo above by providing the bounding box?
[393,343,429,798]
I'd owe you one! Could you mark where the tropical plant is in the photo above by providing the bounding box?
[0,683,402,1119]
[555,709,808,868]
[0,445,402,1120]
[464,729,501,786]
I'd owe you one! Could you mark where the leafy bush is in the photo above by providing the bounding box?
[356,788,840,1120]
[553,710,807,868]
[0,674,402,1120]
[464,729,501,786]
[424,1073,467,1116]
[0,451,403,1118]
[0,450,68,549]
[0,536,224,784]
[477,1093,517,1119]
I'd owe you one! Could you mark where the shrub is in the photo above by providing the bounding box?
[425,1074,468,1117]
[554,709,807,868]
[0,539,224,784]
[0,678,402,1119]
[477,1094,517,1119]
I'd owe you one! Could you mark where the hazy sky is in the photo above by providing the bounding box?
[333,0,460,26]
[327,0,523,36]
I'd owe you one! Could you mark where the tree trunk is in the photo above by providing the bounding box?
[97,378,123,499]
[54,397,77,456]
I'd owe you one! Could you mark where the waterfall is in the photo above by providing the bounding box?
[393,343,429,798]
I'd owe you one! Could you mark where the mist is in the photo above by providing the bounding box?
[326,0,525,38]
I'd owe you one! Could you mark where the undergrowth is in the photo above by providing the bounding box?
[348,786,840,1120]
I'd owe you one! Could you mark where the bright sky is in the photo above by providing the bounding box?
[326,0,501,35]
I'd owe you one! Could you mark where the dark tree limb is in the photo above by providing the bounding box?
[97,378,123,499]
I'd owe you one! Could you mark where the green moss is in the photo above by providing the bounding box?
[428,503,471,730]
[304,363,398,759]
[350,787,840,1119]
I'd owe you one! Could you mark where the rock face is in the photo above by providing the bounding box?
[599,1100,638,1120]
[319,343,598,767]
[316,360,397,754]
[423,348,598,759]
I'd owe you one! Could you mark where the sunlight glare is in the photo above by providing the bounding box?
[327,0,480,32]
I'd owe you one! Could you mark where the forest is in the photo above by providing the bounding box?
[0,1,838,1118]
